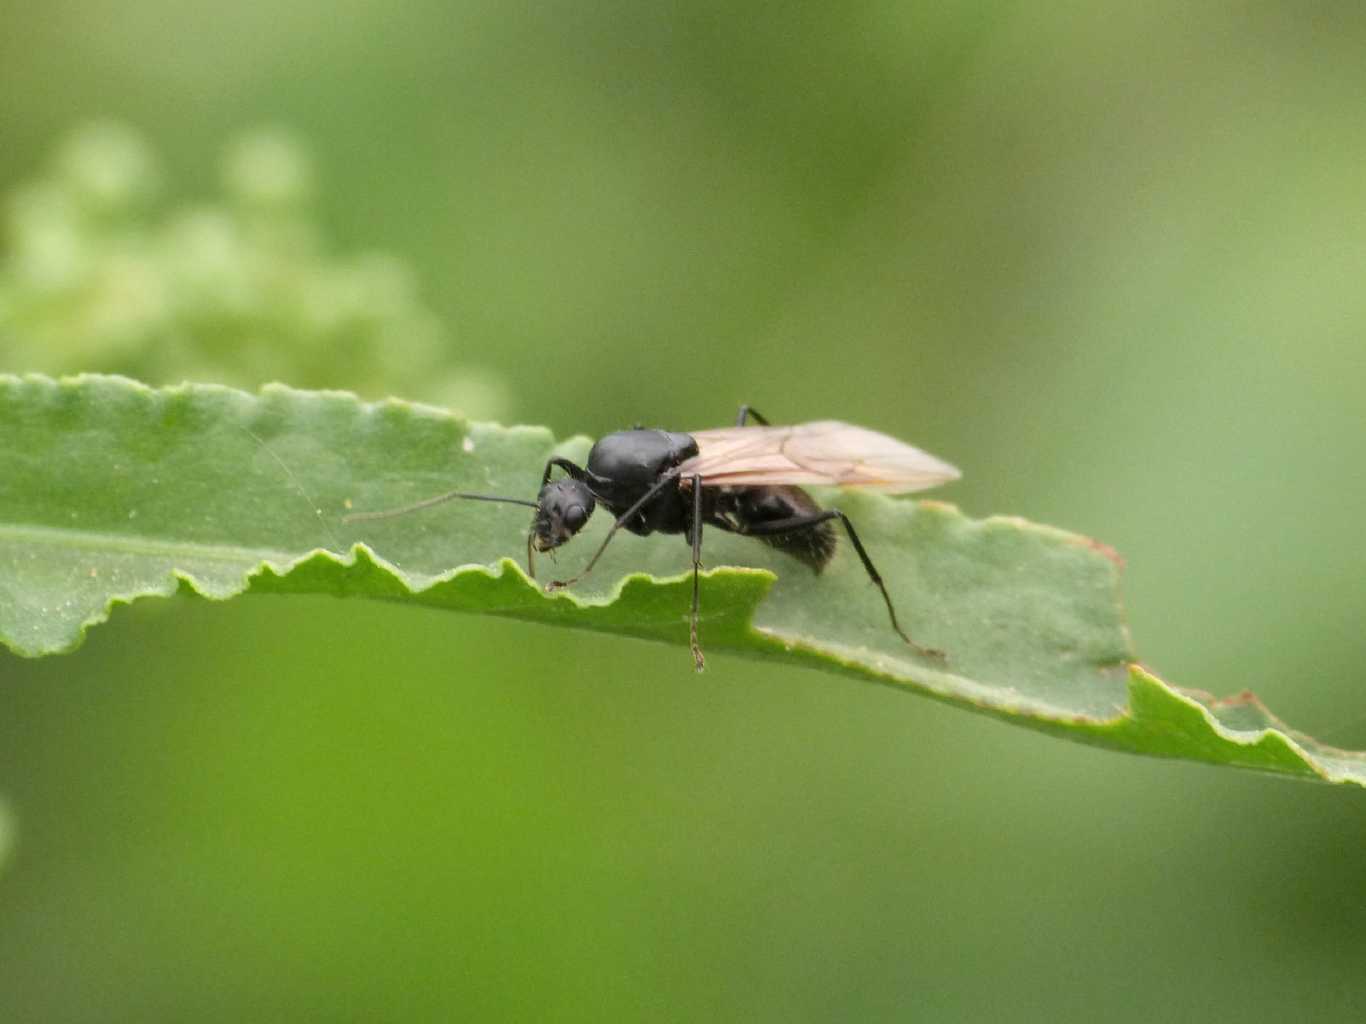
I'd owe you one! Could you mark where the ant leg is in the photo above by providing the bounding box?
[541,457,585,487]
[735,405,771,427]
[545,470,681,592]
[736,509,944,660]
[688,474,705,671]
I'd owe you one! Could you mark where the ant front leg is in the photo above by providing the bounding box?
[541,457,586,487]
[544,470,682,593]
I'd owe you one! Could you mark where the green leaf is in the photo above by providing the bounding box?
[2,373,1363,786]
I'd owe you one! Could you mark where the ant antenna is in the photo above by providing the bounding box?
[342,488,538,524]
[237,424,345,552]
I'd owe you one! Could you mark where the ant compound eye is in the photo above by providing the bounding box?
[563,505,588,531]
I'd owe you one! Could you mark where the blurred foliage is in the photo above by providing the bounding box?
[0,799,11,875]
[0,122,508,418]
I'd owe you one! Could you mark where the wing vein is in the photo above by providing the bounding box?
[678,421,960,494]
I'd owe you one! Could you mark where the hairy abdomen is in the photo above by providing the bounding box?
[724,485,836,572]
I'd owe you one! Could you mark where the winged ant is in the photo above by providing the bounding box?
[345,406,960,670]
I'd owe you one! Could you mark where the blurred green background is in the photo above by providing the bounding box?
[3,2,1366,1020]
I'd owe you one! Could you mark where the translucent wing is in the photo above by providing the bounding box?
[678,421,960,494]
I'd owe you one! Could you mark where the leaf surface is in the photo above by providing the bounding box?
[2,373,1362,786]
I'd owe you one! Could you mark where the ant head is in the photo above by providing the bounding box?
[531,478,596,552]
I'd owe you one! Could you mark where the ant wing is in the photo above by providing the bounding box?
[679,421,960,494]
